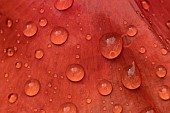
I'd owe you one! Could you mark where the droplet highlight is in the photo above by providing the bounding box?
[7,19,13,28]
[99,33,122,59]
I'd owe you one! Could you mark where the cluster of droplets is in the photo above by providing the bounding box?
[4,0,170,112]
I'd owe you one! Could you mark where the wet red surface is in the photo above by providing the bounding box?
[0,0,170,113]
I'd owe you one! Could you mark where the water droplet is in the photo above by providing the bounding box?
[23,21,38,37]
[112,104,123,113]
[54,0,74,11]
[39,18,48,27]
[158,85,170,100]
[161,48,168,55]
[40,8,45,14]
[166,21,170,29]
[139,47,146,54]
[4,73,9,78]
[156,65,167,78]
[76,44,80,49]
[99,33,122,59]
[97,79,112,96]
[75,55,80,59]
[15,62,22,69]
[67,94,72,99]
[141,0,150,10]
[35,49,44,59]
[122,62,142,90]
[58,102,77,113]
[40,109,46,113]
[5,47,15,57]
[24,79,41,97]
[127,25,138,37]
[8,93,18,103]
[141,108,155,113]
[86,34,92,41]
[86,98,92,104]
[50,26,68,45]
[66,64,85,82]
[7,19,13,28]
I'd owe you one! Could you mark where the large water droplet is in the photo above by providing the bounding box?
[23,21,38,37]
[7,19,13,28]
[127,25,138,37]
[99,33,122,59]
[158,85,170,100]
[54,0,74,11]
[141,0,150,10]
[66,64,85,82]
[35,49,44,59]
[39,18,48,27]
[8,93,18,103]
[58,102,77,113]
[122,62,142,90]
[24,79,40,97]
[97,79,113,96]
[155,65,167,78]
[112,104,123,113]
[50,26,68,45]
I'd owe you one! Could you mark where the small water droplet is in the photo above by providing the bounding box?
[40,109,46,113]
[76,44,80,49]
[155,65,167,78]
[15,62,22,69]
[35,49,44,59]
[39,18,48,27]
[5,47,15,57]
[122,61,142,90]
[112,104,123,113]
[23,21,38,37]
[141,0,150,11]
[86,98,92,104]
[54,0,74,11]
[8,93,18,104]
[86,34,92,41]
[127,25,138,37]
[100,33,122,59]
[161,48,168,55]
[139,47,146,54]
[50,26,68,45]
[141,108,155,113]
[66,64,85,82]
[103,106,107,111]
[4,73,9,78]
[158,85,170,100]
[40,8,45,14]
[166,21,170,29]
[7,19,13,28]
[97,79,112,96]
[67,94,72,99]
[58,102,77,113]
[24,79,41,97]
[75,55,80,59]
